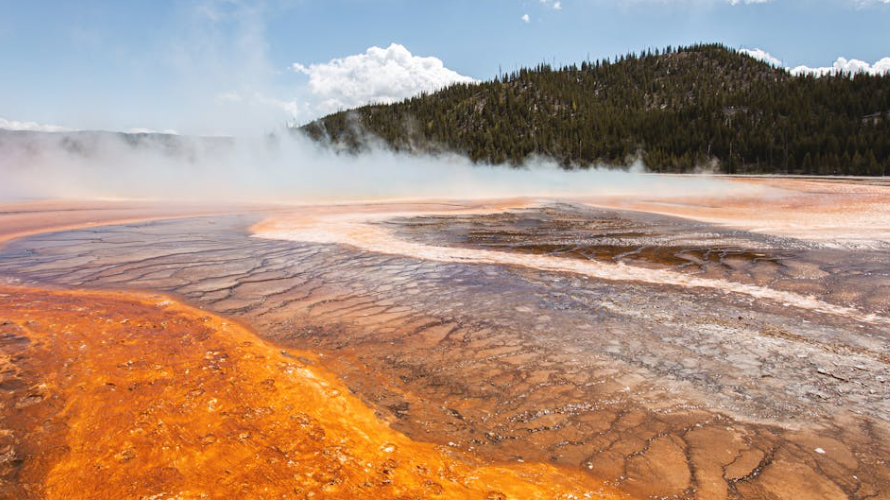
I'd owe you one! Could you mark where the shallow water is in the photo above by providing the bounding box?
[1,202,888,499]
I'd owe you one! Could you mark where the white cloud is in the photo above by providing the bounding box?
[292,43,476,115]
[740,48,890,77]
[791,57,890,76]
[0,117,71,133]
[522,13,531,22]
[0,118,184,135]
[540,0,562,9]
[739,48,782,66]
[125,128,180,135]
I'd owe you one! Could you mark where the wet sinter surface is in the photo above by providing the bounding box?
[1,204,889,500]
[0,286,617,500]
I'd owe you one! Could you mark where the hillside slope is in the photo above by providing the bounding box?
[301,44,890,175]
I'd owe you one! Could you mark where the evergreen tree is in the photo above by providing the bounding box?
[299,44,890,175]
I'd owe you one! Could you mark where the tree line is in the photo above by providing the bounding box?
[300,44,890,175]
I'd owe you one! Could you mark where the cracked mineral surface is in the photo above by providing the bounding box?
[0,286,616,500]
[1,178,889,500]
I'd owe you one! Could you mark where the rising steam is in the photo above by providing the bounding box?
[0,129,757,204]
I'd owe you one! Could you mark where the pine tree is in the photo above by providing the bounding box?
[299,44,890,176]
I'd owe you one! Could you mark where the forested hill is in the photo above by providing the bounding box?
[300,44,890,175]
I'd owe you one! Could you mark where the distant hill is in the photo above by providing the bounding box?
[0,129,236,161]
[300,44,890,175]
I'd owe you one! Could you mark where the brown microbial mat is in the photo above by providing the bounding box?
[383,203,890,313]
[0,186,889,499]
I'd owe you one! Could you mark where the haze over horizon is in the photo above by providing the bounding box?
[1,0,889,137]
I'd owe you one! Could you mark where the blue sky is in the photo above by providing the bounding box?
[0,0,888,135]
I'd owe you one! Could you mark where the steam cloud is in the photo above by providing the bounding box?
[0,129,752,204]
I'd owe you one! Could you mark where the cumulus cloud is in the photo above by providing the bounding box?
[522,13,531,22]
[540,0,562,9]
[739,48,782,66]
[292,43,476,115]
[740,48,890,76]
[791,57,890,76]
[0,117,71,133]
